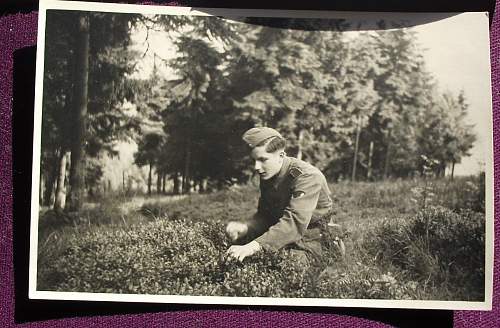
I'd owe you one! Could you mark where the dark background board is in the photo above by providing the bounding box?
[0,0,496,17]
[5,0,497,327]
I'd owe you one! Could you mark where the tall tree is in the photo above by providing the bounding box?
[66,13,90,211]
[42,11,142,210]
[362,27,434,179]
[416,90,476,177]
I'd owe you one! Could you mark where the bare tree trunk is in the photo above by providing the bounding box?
[156,171,162,194]
[54,151,69,211]
[367,141,374,180]
[383,129,392,179]
[198,179,205,193]
[122,171,126,193]
[147,163,152,195]
[67,14,89,212]
[173,172,180,195]
[42,177,53,207]
[352,115,361,181]
[296,129,305,160]
[451,161,455,180]
[43,159,58,207]
[184,178,191,194]
[183,142,191,194]
[162,172,167,194]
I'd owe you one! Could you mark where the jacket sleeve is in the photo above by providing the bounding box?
[244,196,272,240]
[255,172,321,251]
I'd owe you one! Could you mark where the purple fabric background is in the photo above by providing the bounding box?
[0,2,498,327]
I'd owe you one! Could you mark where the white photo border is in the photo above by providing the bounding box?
[29,0,495,311]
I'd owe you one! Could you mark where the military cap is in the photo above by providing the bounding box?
[242,127,282,148]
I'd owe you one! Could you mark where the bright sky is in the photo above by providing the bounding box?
[128,12,492,176]
[412,13,492,175]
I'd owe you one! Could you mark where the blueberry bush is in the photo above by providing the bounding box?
[37,176,486,300]
[362,206,485,300]
[38,217,313,297]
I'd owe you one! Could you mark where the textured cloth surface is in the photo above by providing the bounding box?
[242,126,283,148]
[0,3,498,328]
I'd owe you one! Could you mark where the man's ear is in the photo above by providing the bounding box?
[279,150,285,158]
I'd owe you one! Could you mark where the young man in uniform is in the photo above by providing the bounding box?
[225,127,334,263]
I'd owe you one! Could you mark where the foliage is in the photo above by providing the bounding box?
[41,11,142,209]
[316,263,422,300]
[363,206,485,300]
[38,217,312,297]
[415,91,476,176]
[41,13,479,204]
[140,17,477,188]
[38,177,485,301]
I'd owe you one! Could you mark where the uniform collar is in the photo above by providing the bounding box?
[271,156,291,189]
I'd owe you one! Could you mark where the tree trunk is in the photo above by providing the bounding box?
[451,161,455,180]
[352,115,361,181]
[367,141,374,180]
[296,129,305,160]
[43,158,58,207]
[157,171,162,194]
[162,172,167,194]
[147,163,152,195]
[66,14,90,212]
[122,171,126,193]
[183,142,191,194]
[183,177,191,194]
[54,151,69,211]
[173,172,180,195]
[383,129,392,179]
[198,179,205,193]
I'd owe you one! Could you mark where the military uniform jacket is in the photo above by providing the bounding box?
[247,156,333,252]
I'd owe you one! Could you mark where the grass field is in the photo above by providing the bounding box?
[36,175,485,301]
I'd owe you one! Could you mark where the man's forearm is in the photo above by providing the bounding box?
[244,212,271,240]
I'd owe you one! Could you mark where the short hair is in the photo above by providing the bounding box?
[256,136,287,153]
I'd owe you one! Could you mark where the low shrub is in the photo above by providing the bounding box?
[435,174,485,213]
[37,177,485,300]
[363,206,485,301]
[316,264,422,299]
[38,218,311,297]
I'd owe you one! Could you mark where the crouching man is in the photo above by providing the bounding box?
[225,127,334,264]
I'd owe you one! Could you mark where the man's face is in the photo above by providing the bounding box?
[251,145,284,180]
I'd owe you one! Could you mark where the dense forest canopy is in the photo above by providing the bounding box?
[40,11,476,211]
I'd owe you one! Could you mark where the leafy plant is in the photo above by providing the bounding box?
[363,206,485,301]
[37,177,485,301]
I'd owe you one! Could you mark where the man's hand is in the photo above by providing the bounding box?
[226,240,261,262]
[225,221,249,242]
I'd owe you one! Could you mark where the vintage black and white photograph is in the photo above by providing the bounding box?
[30,0,493,309]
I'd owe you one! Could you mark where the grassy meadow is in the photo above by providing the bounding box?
[36,175,485,301]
